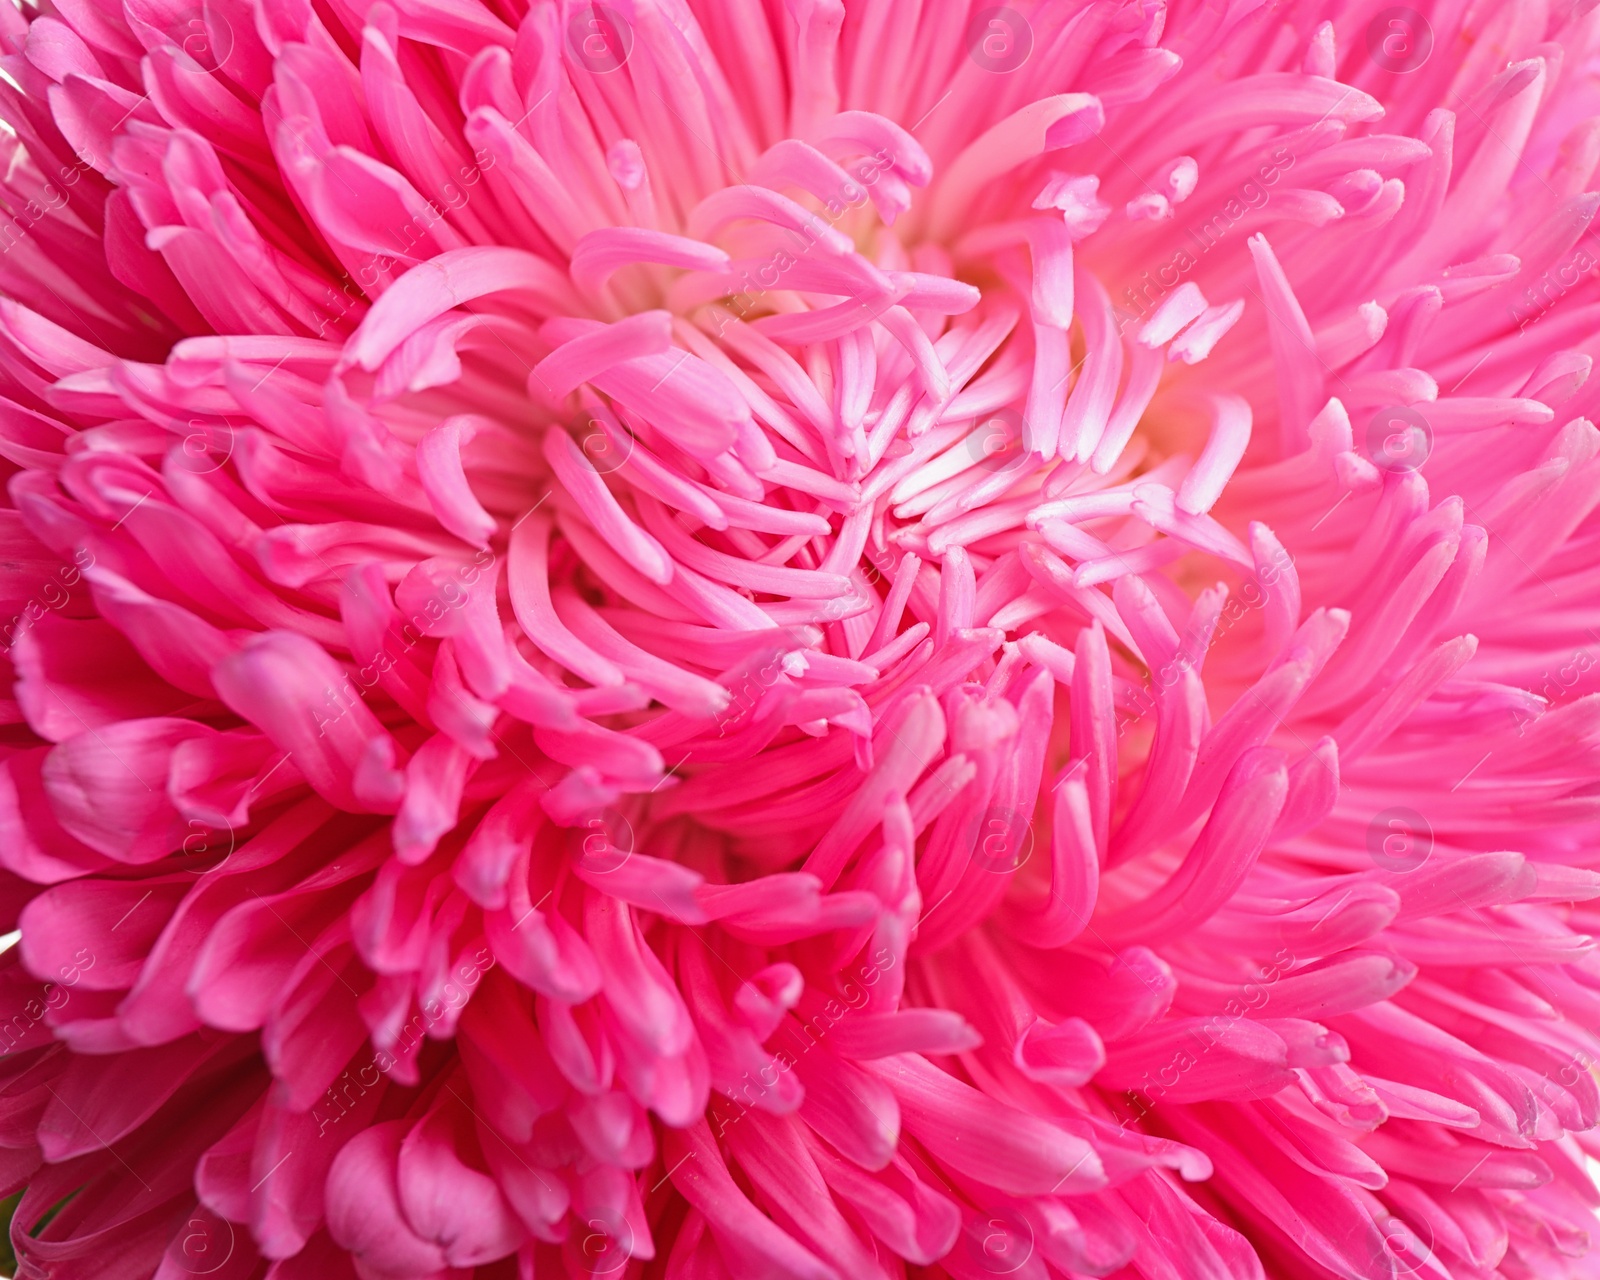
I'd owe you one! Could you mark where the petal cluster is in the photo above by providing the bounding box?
[0,0,1599,1278]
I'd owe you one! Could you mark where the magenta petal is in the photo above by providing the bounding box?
[325,1121,450,1276]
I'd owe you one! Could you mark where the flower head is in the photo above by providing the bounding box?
[0,0,1598,1277]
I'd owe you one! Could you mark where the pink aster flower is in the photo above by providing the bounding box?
[2,0,1600,1276]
